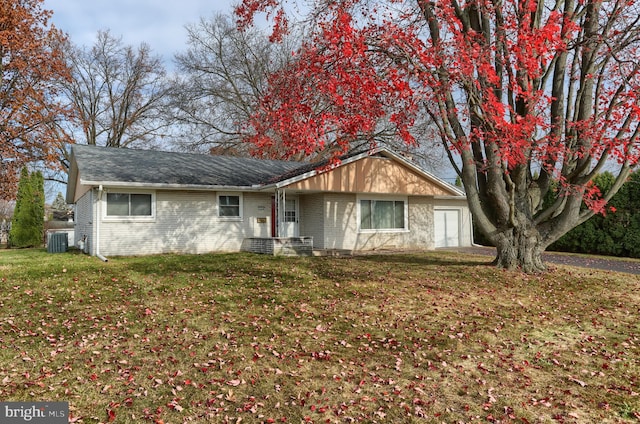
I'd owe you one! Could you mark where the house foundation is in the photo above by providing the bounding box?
[242,237,313,256]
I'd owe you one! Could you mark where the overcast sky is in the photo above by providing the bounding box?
[43,0,237,66]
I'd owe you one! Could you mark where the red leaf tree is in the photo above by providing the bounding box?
[0,0,70,200]
[237,0,640,272]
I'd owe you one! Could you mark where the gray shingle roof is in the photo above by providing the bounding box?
[71,144,306,187]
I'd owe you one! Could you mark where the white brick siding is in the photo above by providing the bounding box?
[321,193,357,249]
[74,190,94,253]
[299,194,325,249]
[96,190,273,257]
[79,188,470,257]
[306,193,436,251]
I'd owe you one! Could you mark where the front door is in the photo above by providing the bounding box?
[282,198,299,237]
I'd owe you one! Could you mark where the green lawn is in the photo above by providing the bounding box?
[0,248,639,423]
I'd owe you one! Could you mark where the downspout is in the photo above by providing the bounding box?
[95,185,109,262]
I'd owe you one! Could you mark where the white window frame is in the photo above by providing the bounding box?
[357,195,409,233]
[217,192,243,221]
[103,191,155,221]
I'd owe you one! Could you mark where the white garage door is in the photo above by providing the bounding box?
[434,209,460,248]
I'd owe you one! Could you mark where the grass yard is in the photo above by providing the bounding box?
[0,249,639,423]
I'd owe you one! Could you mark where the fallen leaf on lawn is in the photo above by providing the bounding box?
[488,387,497,403]
[568,376,587,387]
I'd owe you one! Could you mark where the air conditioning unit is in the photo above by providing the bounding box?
[47,232,68,253]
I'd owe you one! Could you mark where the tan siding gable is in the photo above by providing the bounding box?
[285,157,453,196]
[73,173,92,203]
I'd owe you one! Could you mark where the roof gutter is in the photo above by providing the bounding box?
[81,180,265,192]
[433,195,467,200]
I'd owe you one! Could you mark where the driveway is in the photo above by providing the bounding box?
[452,246,640,275]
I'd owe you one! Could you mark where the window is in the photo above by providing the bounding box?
[283,199,296,223]
[218,194,241,218]
[360,199,406,230]
[106,193,153,217]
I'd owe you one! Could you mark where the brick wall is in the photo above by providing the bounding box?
[242,237,313,256]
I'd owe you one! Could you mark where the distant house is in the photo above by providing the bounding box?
[65,144,473,258]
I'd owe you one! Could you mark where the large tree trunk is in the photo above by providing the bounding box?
[493,226,546,273]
